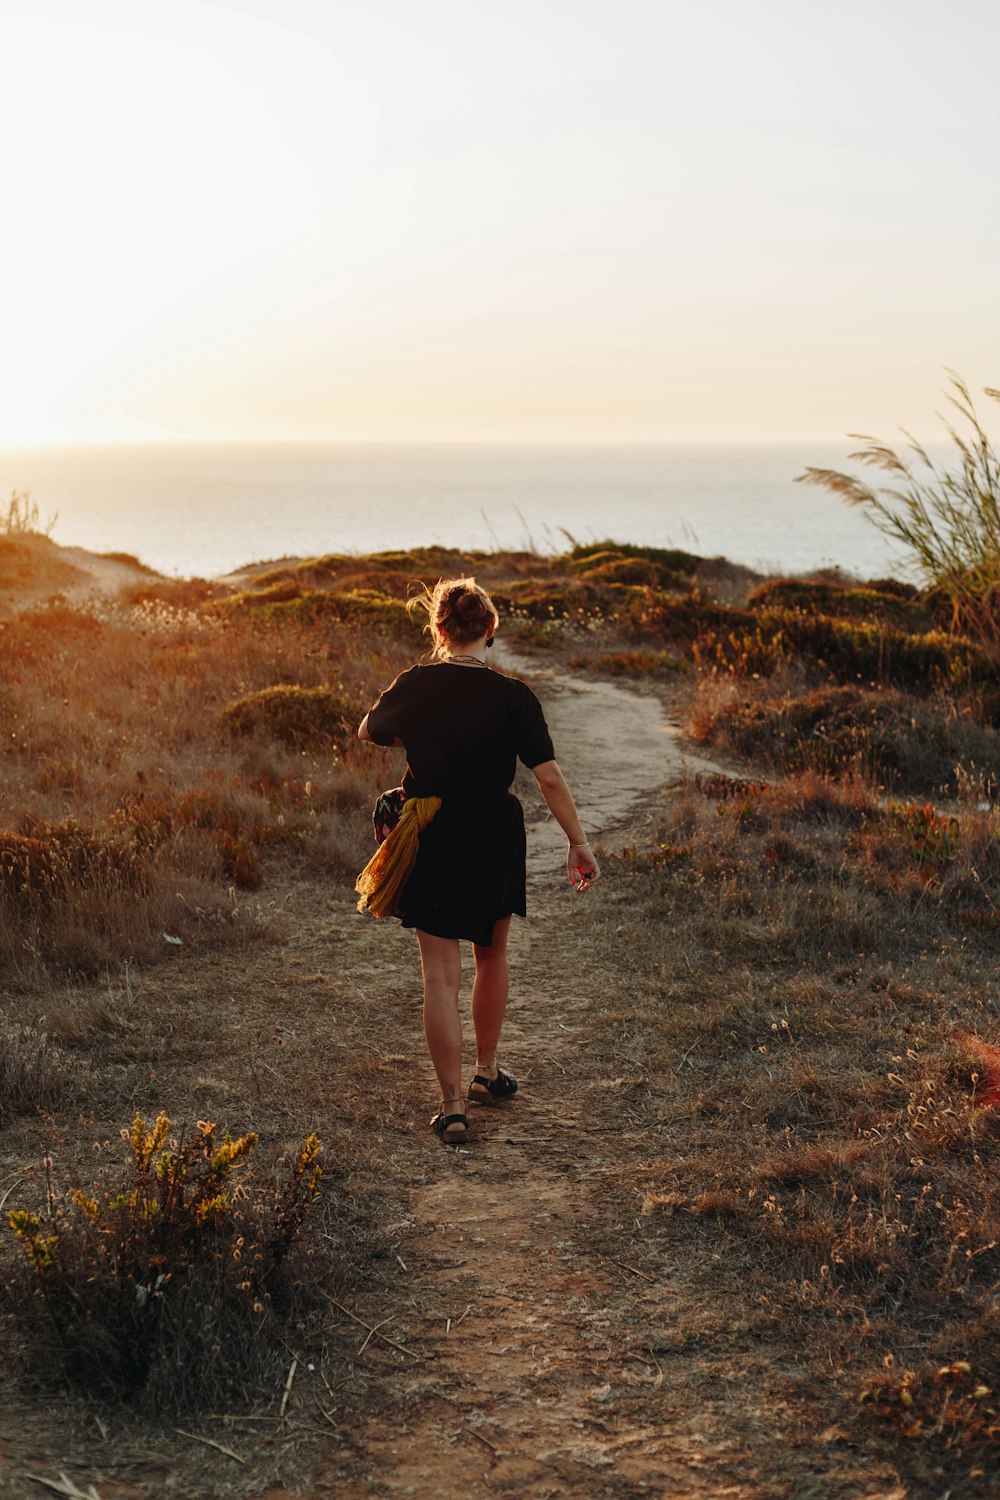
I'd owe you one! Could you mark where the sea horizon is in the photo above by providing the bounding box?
[0,440,916,581]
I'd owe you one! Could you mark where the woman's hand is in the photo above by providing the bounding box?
[567,841,600,892]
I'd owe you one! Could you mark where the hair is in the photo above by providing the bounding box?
[407,576,499,657]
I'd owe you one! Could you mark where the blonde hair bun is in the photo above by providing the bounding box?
[408,576,498,655]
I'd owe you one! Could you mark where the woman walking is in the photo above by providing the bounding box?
[357,577,600,1145]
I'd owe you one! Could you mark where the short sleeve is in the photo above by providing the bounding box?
[515,683,555,768]
[366,669,415,747]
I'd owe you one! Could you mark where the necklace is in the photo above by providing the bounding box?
[445,653,488,668]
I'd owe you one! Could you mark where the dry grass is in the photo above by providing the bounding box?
[0,1010,81,1125]
[0,586,415,982]
[591,768,999,1475]
[1,533,998,1491]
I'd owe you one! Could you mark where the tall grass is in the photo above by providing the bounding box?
[798,373,1000,649]
[1,490,55,538]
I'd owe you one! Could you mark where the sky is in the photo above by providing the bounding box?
[2,0,999,444]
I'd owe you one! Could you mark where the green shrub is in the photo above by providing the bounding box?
[118,577,225,609]
[501,578,620,623]
[221,684,358,751]
[6,1115,322,1411]
[692,608,993,693]
[578,556,669,587]
[98,551,160,575]
[621,591,756,645]
[214,583,415,636]
[569,546,697,590]
[772,612,992,691]
[692,684,1000,794]
[567,540,700,574]
[327,587,415,634]
[746,578,931,630]
[569,649,688,677]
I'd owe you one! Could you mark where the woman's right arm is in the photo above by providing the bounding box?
[531,759,600,891]
[357,712,403,748]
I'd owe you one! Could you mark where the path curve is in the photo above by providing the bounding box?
[493,638,728,869]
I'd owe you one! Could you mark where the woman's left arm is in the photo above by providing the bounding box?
[532,759,600,891]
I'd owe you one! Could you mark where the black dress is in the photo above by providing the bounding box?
[365,663,555,946]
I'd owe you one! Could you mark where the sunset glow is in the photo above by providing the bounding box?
[4,0,999,444]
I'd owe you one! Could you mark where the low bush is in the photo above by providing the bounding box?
[569,648,688,677]
[6,1114,323,1412]
[691,684,1000,794]
[114,784,297,890]
[501,577,621,622]
[747,577,930,630]
[220,684,358,751]
[578,556,674,587]
[692,609,993,695]
[849,797,1000,907]
[567,540,700,575]
[118,576,227,609]
[569,544,697,590]
[98,551,160,575]
[621,590,757,645]
[215,582,415,636]
[611,769,1000,957]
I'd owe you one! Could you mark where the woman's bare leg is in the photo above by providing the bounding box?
[470,917,511,1088]
[416,930,465,1137]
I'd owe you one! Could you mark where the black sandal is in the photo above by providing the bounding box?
[467,1066,518,1105]
[431,1103,469,1145]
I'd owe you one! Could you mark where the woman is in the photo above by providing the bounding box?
[357,577,600,1145]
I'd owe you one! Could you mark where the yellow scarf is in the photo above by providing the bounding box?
[355,796,442,919]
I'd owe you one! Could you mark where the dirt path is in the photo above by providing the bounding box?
[495,640,729,871]
[318,651,906,1500]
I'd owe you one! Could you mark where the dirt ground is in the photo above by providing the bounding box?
[0,636,935,1499]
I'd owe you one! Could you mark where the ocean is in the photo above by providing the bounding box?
[0,442,909,581]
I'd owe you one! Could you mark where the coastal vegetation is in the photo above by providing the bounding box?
[799,373,1000,649]
[0,528,995,1494]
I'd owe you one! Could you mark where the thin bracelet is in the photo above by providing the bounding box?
[570,841,591,849]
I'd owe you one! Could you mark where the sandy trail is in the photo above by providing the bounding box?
[493,639,729,872]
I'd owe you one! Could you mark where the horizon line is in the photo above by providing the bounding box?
[0,433,892,451]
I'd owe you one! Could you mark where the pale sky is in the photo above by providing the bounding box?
[3,0,999,443]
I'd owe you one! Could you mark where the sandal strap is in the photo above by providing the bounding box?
[470,1067,517,1097]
